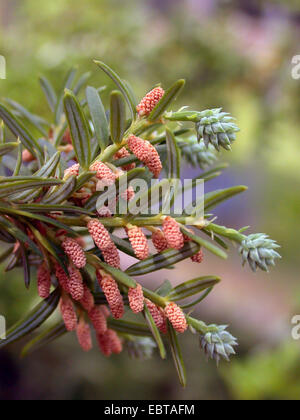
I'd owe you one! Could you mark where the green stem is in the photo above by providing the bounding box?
[186,316,218,334]
[130,118,152,136]
[206,223,246,243]
[143,287,167,308]
[55,216,87,227]
[150,128,191,145]
[164,111,199,122]
[56,214,204,229]
[98,143,121,163]
[132,215,203,227]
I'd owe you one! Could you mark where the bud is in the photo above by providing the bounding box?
[145,299,167,334]
[61,144,74,154]
[191,249,204,263]
[79,284,95,312]
[97,206,112,218]
[164,302,187,333]
[97,332,112,357]
[60,296,77,332]
[128,283,144,314]
[75,236,86,248]
[107,329,123,354]
[37,262,51,299]
[64,163,80,178]
[90,161,116,183]
[159,318,168,334]
[120,186,135,202]
[63,128,72,145]
[100,305,110,318]
[127,226,149,260]
[127,135,162,178]
[114,147,136,171]
[97,329,122,356]
[97,271,124,319]
[127,135,150,161]
[144,142,162,178]
[55,263,70,293]
[101,244,121,269]
[22,149,35,163]
[67,265,84,301]
[88,306,107,335]
[76,319,92,352]
[137,87,165,117]
[87,219,113,251]
[113,302,125,320]
[62,237,86,269]
[151,229,169,253]
[162,217,184,250]
[183,228,193,243]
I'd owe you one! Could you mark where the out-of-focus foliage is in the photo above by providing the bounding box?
[221,342,300,400]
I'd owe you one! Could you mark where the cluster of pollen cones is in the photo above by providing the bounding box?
[33,88,203,355]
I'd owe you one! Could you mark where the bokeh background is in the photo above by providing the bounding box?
[0,0,300,400]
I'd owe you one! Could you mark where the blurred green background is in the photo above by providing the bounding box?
[1,0,300,400]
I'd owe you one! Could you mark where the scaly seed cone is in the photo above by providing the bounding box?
[196,108,239,151]
[163,217,184,250]
[199,325,238,364]
[239,233,281,272]
[127,226,149,260]
[179,136,217,168]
